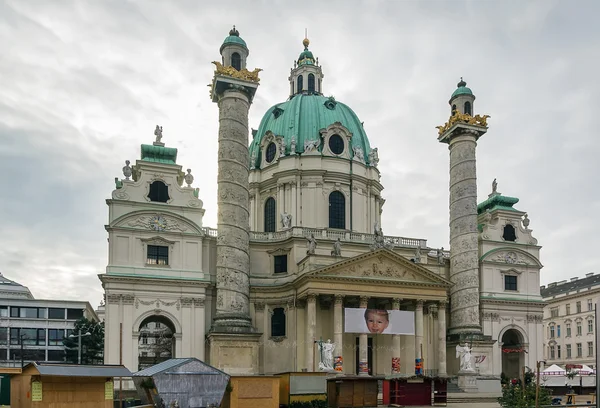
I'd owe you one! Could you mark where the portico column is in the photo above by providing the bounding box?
[359,296,369,376]
[415,299,424,363]
[392,298,402,374]
[438,300,448,376]
[334,294,344,372]
[306,294,317,371]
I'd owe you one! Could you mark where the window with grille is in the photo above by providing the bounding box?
[566,304,571,315]
[308,74,315,92]
[505,276,517,291]
[567,323,571,337]
[48,329,64,346]
[264,197,276,232]
[148,181,170,203]
[557,345,561,359]
[297,75,303,93]
[567,344,572,358]
[550,325,555,338]
[551,308,559,317]
[557,325,561,337]
[147,245,169,265]
[271,307,286,337]
[329,191,346,229]
[577,301,582,313]
[577,322,582,336]
[274,255,287,274]
[588,342,594,356]
[588,299,593,311]
[588,320,594,333]
[577,343,582,357]
[550,346,555,359]
[231,52,241,70]
[0,328,7,345]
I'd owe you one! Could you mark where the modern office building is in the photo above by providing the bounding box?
[541,273,600,368]
[0,272,98,366]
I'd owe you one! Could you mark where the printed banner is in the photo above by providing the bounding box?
[359,361,369,374]
[32,381,43,402]
[105,380,114,400]
[391,357,400,374]
[344,308,415,334]
[334,356,343,372]
[415,358,423,376]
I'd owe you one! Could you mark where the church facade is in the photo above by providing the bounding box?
[99,28,545,386]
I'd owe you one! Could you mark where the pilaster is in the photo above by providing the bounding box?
[359,296,369,375]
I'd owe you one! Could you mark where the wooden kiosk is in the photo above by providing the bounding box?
[327,375,383,408]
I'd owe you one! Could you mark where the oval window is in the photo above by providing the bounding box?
[328,134,344,155]
[265,142,277,163]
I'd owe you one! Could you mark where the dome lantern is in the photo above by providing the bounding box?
[288,36,324,97]
[220,25,248,71]
[449,77,476,116]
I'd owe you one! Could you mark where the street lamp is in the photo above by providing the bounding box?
[69,330,91,365]
[535,359,547,408]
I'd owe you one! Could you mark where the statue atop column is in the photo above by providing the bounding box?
[154,125,164,145]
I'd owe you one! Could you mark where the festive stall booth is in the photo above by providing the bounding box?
[277,371,328,407]
[327,375,383,408]
[382,375,447,407]
[222,375,280,408]
[132,358,229,408]
[540,364,566,388]
[10,362,131,408]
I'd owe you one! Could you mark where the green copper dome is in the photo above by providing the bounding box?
[249,94,372,169]
[450,78,473,100]
[220,26,247,53]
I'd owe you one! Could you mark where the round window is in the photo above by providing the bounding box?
[328,134,344,155]
[265,142,277,163]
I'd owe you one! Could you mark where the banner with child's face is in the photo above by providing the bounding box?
[344,308,415,335]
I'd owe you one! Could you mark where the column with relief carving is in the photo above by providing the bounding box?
[392,298,402,374]
[306,294,317,371]
[359,296,369,375]
[438,300,448,376]
[415,300,424,366]
[334,294,344,372]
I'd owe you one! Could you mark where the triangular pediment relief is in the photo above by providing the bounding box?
[112,210,203,234]
[305,249,452,286]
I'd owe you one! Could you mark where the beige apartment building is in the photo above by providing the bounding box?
[541,273,600,368]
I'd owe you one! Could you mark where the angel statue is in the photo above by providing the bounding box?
[281,212,292,229]
[154,125,163,143]
[318,339,336,371]
[456,344,474,372]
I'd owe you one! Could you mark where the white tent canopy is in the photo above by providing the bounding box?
[542,364,566,375]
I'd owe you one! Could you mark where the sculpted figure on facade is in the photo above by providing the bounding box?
[154,125,163,143]
[437,247,445,265]
[456,343,475,372]
[184,169,194,187]
[413,245,421,263]
[122,160,132,180]
[281,212,292,229]
[368,147,379,167]
[523,213,530,229]
[304,138,320,153]
[290,136,297,155]
[306,234,317,254]
[331,238,342,257]
[353,146,364,162]
[250,150,257,170]
[318,339,336,371]
[492,178,498,194]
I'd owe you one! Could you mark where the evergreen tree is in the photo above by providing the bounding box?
[63,317,104,365]
[498,376,552,408]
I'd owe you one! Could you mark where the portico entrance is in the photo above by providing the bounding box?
[501,329,525,379]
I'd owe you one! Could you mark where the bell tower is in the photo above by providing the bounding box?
[220,26,248,71]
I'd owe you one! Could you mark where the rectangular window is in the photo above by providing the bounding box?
[566,304,571,315]
[589,320,594,333]
[10,307,19,318]
[147,245,169,265]
[0,348,6,360]
[588,299,593,311]
[557,325,561,338]
[588,342,594,356]
[577,301,582,313]
[0,306,7,317]
[48,308,65,319]
[550,346,555,359]
[47,350,65,362]
[551,307,559,318]
[550,326,555,338]
[577,322,582,336]
[577,343,582,357]
[19,307,39,318]
[66,308,84,320]
[0,328,7,345]
[557,345,561,359]
[274,255,288,274]
[48,329,64,346]
[567,324,572,337]
[567,344,572,358]
[505,276,518,291]
[142,336,148,344]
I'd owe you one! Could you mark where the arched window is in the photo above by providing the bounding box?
[297,75,303,93]
[231,52,241,71]
[308,74,315,92]
[264,197,276,232]
[148,181,169,203]
[502,224,516,242]
[451,104,457,115]
[464,101,472,115]
[329,191,346,229]
[271,307,286,337]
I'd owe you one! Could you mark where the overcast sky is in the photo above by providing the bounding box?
[1,0,598,308]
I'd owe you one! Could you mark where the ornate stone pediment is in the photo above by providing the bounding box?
[112,211,203,234]
[480,248,542,267]
[306,249,452,286]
